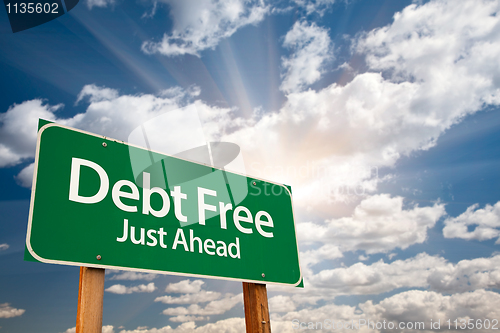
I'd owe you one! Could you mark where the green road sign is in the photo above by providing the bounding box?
[26,122,302,286]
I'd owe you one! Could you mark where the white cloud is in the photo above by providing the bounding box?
[85,0,114,10]
[63,325,114,333]
[297,194,445,254]
[162,293,242,317]
[169,315,208,323]
[272,289,500,333]
[361,289,500,333]
[0,87,165,168]
[388,253,397,260]
[0,84,233,187]
[157,280,234,320]
[75,84,119,104]
[356,0,500,99]
[0,303,25,318]
[189,318,246,332]
[223,0,500,210]
[307,252,445,296]
[443,201,500,242]
[117,323,194,333]
[165,280,205,294]
[155,291,221,304]
[271,302,368,333]
[141,0,268,57]
[269,295,296,313]
[296,253,500,300]
[64,84,201,142]
[427,255,500,293]
[280,21,333,93]
[105,283,156,294]
[142,1,158,19]
[109,272,158,281]
[0,244,9,251]
[0,100,60,167]
[14,162,34,188]
[292,0,337,15]
[299,244,343,278]
[118,318,245,333]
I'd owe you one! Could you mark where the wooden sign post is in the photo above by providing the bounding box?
[243,282,271,333]
[74,271,271,333]
[76,267,105,333]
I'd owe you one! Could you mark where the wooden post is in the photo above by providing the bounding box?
[76,267,105,333]
[243,282,271,333]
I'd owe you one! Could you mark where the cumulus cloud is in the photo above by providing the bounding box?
[0,84,233,187]
[269,295,296,313]
[15,162,34,188]
[0,86,167,168]
[362,289,500,333]
[63,84,207,142]
[292,0,337,16]
[295,253,500,300]
[0,303,25,318]
[443,201,500,242]
[0,244,9,251]
[427,255,500,293]
[63,325,114,333]
[64,325,115,333]
[168,315,209,323]
[141,0,268,56]
[0,100,60,167]
[108,271,158,281]
[356,0,500,97]
[271,302,368,333]
[299,243,343,277]
[156,280,240,322]
[85,0,114,10]
[162,293,243,318]
[155,291,221,304]
[307,253,445,296]
[297,194,445,254]
[118,318,245,333]
[75,84,119,104]
[280,21,333,93]
[272,289,500,333]
[223,0,500,209]
[165,280,205,294]
[115,323,193,333]
[105,282,156,294]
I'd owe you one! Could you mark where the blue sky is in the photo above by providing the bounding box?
[2,0,500,332]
